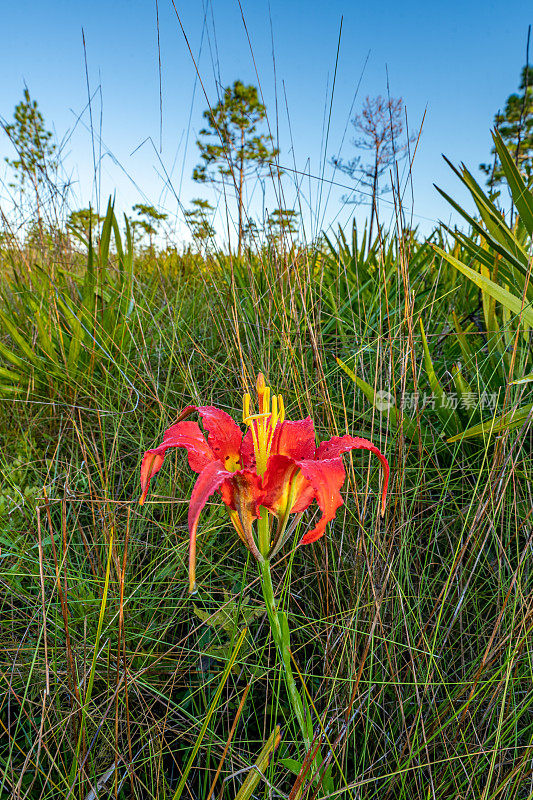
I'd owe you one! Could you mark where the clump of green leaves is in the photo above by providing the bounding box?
[436,130,532,440]
[0,198,135,401]
[193,592,264,665]
[0,435,41,524]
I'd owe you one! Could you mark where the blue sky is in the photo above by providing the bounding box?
[0,0,531,244]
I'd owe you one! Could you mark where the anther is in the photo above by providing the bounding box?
[256,373,266,396]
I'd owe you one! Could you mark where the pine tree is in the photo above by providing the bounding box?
[4,88,56,190]
[480,64,533,188]
[184,198,216,251]
[131,204,168,251]
[3,87,57,227]
[67,208,104,245]
[193,81,279,257]
[266,208,299,249]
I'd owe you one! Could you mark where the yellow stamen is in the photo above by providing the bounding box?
[262,386,270,417]
[278,394,285,424]
[242,374,285,477]
[271,395,278,429]
[249,420,260,462]
[243,412,270,422]
[242,393,251,424]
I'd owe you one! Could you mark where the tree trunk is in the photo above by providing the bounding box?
[238,127,244,258]
[369,152,379,245]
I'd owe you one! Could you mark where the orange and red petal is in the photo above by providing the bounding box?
[195,405,244,470]
[139,420,216,504]
[270,417,316,460]
[188,464,264,591]
[188,461,234,592]
[298,457,346,544]
[220,469,263,514]
[139,451,166,505]
[223,471,264,563]
[262,454,313,517]
[161,420,216,471]
[240,426,256,469]
[315,435,389,515]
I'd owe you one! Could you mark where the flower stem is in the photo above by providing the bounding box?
[257,513,312,752]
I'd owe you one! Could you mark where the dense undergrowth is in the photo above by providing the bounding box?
[0,135,532,799]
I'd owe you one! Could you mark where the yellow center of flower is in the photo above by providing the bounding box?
[242,373,285,476]
[224,454,242,472]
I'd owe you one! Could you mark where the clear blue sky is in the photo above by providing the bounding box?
[0,0,531,244]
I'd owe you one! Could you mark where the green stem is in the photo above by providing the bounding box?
[257,512,312,752]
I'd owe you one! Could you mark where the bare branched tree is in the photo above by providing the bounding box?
[332,95,413,241]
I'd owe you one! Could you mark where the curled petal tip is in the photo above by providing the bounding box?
[176,405,197,423]
[379,456,389,517]
[189,549,197,595]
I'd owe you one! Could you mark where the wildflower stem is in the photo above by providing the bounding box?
[257,512,312,753]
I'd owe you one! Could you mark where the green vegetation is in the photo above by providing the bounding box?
[0,86,532,800]
[266,207,300,250]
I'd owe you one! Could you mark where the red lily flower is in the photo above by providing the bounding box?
[140,374,389,592]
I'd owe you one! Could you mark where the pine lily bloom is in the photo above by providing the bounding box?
[139,374,389,592]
